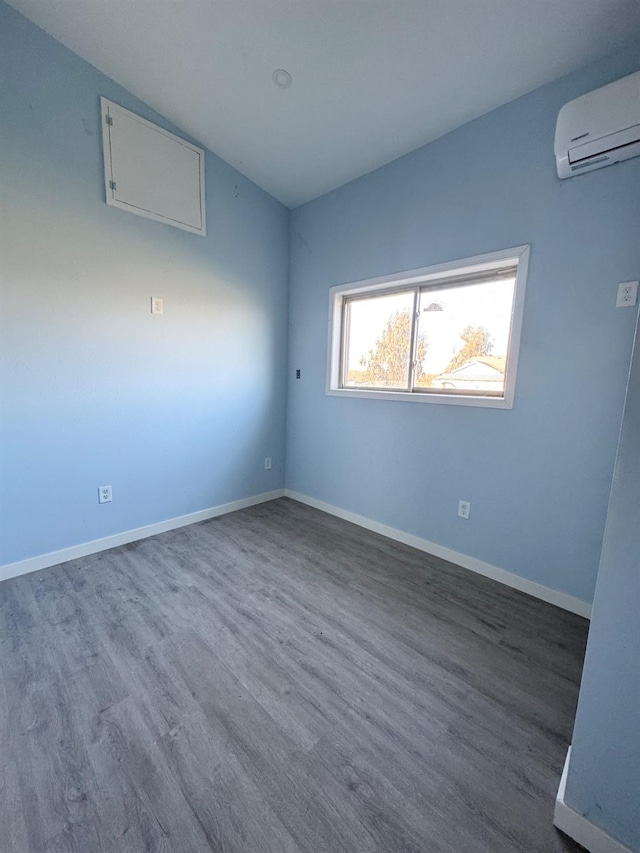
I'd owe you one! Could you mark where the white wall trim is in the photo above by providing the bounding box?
[2,486,593,621]
[554,748,633,853]
[0,489,285,584]
[284,490,592,619]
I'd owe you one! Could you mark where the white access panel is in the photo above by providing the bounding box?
[101,98,206,236]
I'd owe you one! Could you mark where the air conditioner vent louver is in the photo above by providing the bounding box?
[571,156,609,172]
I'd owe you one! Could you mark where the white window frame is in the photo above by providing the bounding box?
[326,245,530,409]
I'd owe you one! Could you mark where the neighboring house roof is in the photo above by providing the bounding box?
[436,356,506,382]
[463,356,506,374]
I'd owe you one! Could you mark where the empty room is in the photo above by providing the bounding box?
[1,1,639,851]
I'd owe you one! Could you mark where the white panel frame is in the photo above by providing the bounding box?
[101,97,206,236]
[326,245,530,409]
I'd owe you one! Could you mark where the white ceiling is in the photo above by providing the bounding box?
[8,0,640,207]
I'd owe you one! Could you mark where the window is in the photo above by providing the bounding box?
[327,246,529,408]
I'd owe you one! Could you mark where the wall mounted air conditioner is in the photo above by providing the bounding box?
[555,69,640,179]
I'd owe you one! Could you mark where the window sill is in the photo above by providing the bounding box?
[326,387,514,409]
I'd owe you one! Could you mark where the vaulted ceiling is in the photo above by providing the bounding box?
[8,0,640,207]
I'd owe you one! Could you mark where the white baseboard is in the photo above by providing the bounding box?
[1,487,593,621]
[555,748,633,853]
[0,489,285,584]
[284,490,592,619]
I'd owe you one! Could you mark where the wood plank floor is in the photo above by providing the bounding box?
[0,497,588,852]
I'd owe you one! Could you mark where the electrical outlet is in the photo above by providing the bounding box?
[264,457,272,470]
[296,369,301,379]
[151,296,164,315]
[616,281,638,308]
[458,500,471,520]
[98,485,112,504]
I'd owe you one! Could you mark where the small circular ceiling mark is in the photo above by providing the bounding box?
[272,69,293,89]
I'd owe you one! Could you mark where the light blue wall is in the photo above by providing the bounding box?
[565,312,640,851]
[0,1,290,565]
[286,45,640,606]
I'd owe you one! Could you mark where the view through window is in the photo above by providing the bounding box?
[329,248,528,407]
[343,276,516,396]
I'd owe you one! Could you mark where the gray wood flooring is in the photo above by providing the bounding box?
[0,497,588,852]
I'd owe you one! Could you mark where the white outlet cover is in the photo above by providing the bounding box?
[616,281,638,308]
[151,296,164,315]
[264,457,272,469]
[458,500,471,519]
[99,485,113,503]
